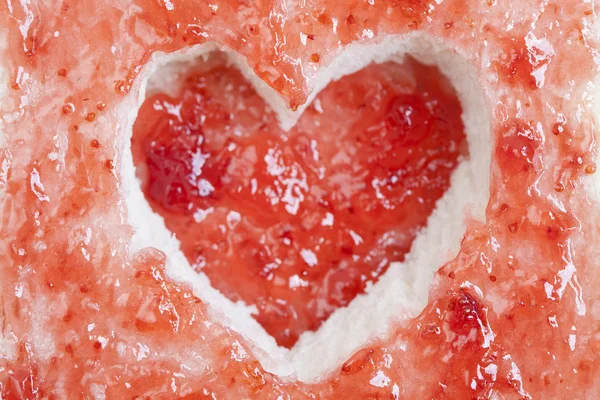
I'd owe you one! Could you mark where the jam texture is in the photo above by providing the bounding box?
[1,0,600,399]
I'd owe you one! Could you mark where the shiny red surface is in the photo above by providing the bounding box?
[1,0,600,399]
[132,59,465,347]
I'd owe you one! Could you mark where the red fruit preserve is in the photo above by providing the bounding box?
[1,0,599,398]
[132,57,466,347]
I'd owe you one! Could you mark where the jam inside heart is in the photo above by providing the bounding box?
[131,55,466,348]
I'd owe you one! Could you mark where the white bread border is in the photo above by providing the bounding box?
[119,33,491,382]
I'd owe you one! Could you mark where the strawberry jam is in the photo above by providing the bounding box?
[1,0,600,399]
[132,57,466,347]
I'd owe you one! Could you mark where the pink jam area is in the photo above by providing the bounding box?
[2,0,600,399]
[132,58,466,347]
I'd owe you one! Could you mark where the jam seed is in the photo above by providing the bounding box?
[62,103,75,114]
[585,163,596,174]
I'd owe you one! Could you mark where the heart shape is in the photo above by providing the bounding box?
[131,50,468,349]
[119,35,487,382]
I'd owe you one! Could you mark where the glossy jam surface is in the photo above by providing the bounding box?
[2,0,600,399]
[132,59,465,347]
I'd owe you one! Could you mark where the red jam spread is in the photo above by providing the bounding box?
[1,0,600,399]
[132,58,466,347]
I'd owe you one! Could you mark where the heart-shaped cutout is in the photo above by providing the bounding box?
[120,37,491,380]
[130,49,466,348]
